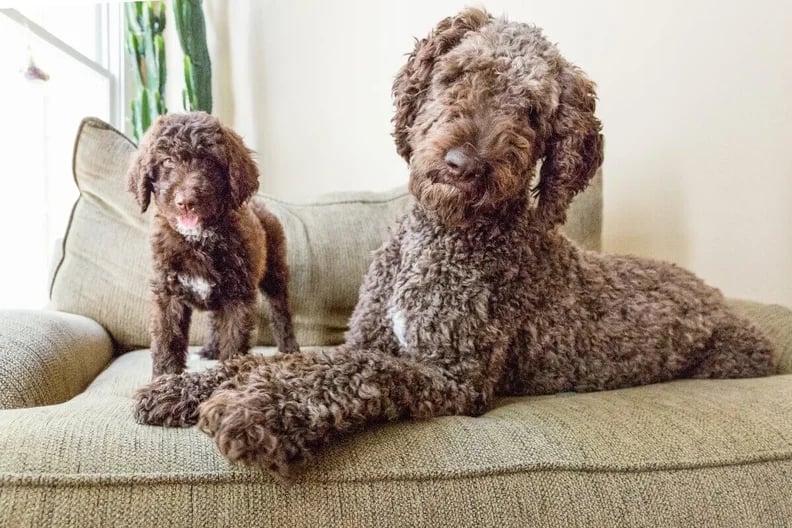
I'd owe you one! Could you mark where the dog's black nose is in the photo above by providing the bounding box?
[444,148,474,176]
[174,191,195,211]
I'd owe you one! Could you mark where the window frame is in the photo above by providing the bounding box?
[0,4,125,129]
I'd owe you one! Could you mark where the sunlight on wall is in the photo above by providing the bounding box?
[204,0,792,308]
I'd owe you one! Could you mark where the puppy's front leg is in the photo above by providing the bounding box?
[150,290,192,377]
[214,298,258,361]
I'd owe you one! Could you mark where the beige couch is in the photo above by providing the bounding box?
[1,118,791,527]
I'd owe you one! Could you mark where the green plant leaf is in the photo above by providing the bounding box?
[172,0,212,112]
[154,34,166,94]
[140,87,151,133]
[183,54,197,111]
[125,1,168,137]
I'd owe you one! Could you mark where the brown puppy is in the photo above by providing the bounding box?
[127,112,299,377]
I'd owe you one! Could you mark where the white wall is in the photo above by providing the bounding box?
[205,0,792,308]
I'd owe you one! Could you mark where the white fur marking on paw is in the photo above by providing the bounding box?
[178,274,212,301]
[388,305,407,348]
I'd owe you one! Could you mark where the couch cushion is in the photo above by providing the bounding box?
[728,299,792,374]
[1,343,791,526]
[0,310,112,409]
[48,118,603,350]
[2,302,790,526]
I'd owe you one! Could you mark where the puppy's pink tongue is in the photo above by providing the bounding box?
[178,214,199,229]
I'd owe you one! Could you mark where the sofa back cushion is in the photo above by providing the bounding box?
[49,117,602,349]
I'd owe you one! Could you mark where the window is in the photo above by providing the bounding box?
[0,5,124,308]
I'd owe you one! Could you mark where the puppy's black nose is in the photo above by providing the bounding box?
[174,191,195,211]
[445,148,473,176]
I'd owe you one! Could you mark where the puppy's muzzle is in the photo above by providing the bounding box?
[174,190,197,213]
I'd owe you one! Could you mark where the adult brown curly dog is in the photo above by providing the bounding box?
[133,8,775,476]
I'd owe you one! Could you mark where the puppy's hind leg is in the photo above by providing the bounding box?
[258,208,300,354]
[198,313,221,360]
[690,316,777,379]
[215,298,259,361]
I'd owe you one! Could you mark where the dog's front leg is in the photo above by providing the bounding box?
[196,345,500,476]
[345,217,407,355]
[150,291,192,377]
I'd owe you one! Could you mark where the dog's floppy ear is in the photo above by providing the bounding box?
[221,125,259,208]
[392,7,492,162]
[126,116,166,213]
[536,65,604,226]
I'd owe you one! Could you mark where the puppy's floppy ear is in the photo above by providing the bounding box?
[392,7,492,162]
[536,65,604,226]
[126,116,166,213]
[221,125,259,208]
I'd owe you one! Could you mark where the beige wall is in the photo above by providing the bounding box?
[204,0,792,308]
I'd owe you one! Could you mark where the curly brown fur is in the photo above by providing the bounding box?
[133,9,776,476]
[127,112,299,378]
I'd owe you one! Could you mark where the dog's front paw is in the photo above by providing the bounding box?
[133,374,201,427]
[197,388,309,476]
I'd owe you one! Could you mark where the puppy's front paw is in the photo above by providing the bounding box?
[133,374,201,427]
[198,342,219,360]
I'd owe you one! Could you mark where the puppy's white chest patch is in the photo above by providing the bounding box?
[387,305,408,348]
[178,274,212,301]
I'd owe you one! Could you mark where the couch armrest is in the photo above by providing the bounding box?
[728,299,792,374]
[0,310,112,409]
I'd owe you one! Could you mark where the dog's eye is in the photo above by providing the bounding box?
[524,107,540,126]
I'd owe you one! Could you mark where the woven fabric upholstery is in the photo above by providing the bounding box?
[1,351,792,526]
[1,302,791,526]
[48,118,602,351]
[0,310,112,409]
[728,299,792,374]
[8,116,790,527]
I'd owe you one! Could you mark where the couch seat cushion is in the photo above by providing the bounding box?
[2,342,792,526]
